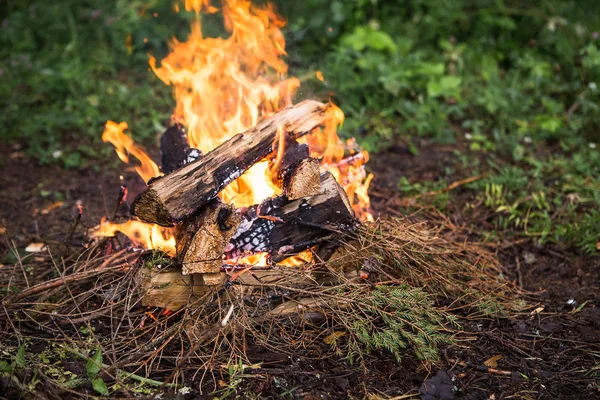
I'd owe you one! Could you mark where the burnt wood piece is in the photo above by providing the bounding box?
[131,100,332,226]
[314,240,342,263]
[269,140,310,187]
[283,157,321,200]
[160,124,202,174]
[225,172,356,262]
[175,200,242,275]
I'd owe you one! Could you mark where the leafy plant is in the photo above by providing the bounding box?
[212,358,262,399]
[86,348,109,395]
[346,286,457,364]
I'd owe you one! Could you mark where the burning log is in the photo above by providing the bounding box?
[160,123,202,174]
[131,100,334,226]
[269,140,309,185]
[175,200,241,275]
[268,138,321,200]
[226,172,356,262]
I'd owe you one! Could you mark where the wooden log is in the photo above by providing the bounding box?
[160,124,202,174]
[269,140,310,187]
[140,261,360,311]
[138,268,208,311]
[268,139,320,199]
[283,157,321,200]
[225,172,356,262]
[131,100,333,226]
[230,265,360,287]
[175,200,242,275]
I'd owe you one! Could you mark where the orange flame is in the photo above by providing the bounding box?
[95,218,176,256]
[101,121,160,183]
[97,0,373,262]
[225,249,313,267]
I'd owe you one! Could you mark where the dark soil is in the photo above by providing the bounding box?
[1,140,599,399]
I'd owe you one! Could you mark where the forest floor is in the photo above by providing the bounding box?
[1,140,599,399]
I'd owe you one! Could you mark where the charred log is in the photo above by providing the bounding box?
[225,172,356,262]
[269,140,310,187]
[160,124,202,174]
[268,138,321,200]
[131,100,333,226]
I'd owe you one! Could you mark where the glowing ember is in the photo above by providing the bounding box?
[95,0,373,265]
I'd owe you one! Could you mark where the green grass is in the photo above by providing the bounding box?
[0,1,187,164]
[1,0,599,253]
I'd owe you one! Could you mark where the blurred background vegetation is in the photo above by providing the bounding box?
[1,0,599,253]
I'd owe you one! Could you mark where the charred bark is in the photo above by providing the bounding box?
[269,140,310,187]
[131,100,333,226]
[160,124,202,174]
[225,172,356,262]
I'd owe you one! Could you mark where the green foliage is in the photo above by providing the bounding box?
[212,358,261,399]
[0,343,26,377]
[0,0,183,165]
[0,360,13,375]
[15,344,26,369]
[86,348,109,395]
[346,286,457,364]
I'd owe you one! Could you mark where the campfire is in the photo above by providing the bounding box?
[92,0,373,307]
[0,2,540,396]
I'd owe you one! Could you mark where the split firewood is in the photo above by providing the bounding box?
[160,124,202,174]
[175,199,242,275]
[225,171,356,262]
[282,157,321,200]
[268,138,321,200]
[269,140,309,186]
[194,272,226,286]
[230,264,361,287]
[131,100,334,226]
[138,268,209,311]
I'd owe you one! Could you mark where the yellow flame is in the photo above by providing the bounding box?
[95,219,176,256]
[225,248,312,267]
[101,121,160,183]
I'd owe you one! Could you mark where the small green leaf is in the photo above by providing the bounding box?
[0,360,13,374]
[341,26,397,53]
[16,344,26,369]
[512,144,525,161]
[91,376,109,395]
[86,348,102,376]
[572,300,589,314]
[428,76,462,98]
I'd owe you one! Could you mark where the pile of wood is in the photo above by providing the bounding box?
[131,101,360,309]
